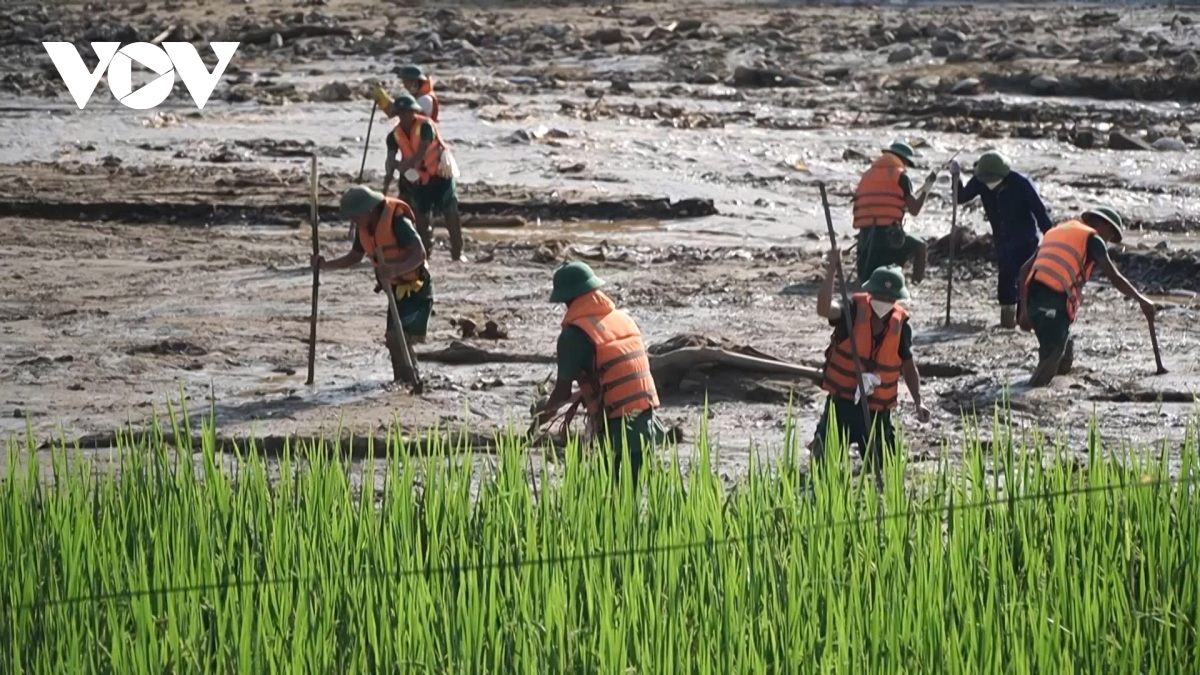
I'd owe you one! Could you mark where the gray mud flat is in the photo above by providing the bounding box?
[1,0,1198,477]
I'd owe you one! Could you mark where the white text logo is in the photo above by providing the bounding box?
[42,42,239,110]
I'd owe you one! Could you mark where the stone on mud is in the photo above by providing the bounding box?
[1120,47,1150,64]
[1030,74,1060,94]
[950,77,982,95]
[588,27,633,45]
[931,41,951,58]
[888,45,916,63]
[1108,131,1155,151]
[935,27,967,44]
[945,49,973,63]
[1152,137,1187,152]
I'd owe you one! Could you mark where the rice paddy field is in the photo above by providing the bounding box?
[3,413,1199,673]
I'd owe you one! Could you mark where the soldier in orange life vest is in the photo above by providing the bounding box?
[311,186,433,384]
[812,255,931,469]
[532,262,667,483]
[1017,207,1156,387]
[853,141,938,285]
[397,65,438,121]
[383,94,464,262]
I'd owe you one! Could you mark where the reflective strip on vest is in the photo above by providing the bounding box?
[357,197,424,286]
[1026,220,1096,322]
[394,114,445,185]
[820,293,908,411]
[853,155,907,229]
[562,290,661,421]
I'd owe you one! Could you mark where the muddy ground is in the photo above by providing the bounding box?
[1,0,1198,475]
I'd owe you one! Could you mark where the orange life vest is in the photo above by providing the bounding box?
[415,78,439,121]
[853,153,908,229]
[392,114,445,185]
[821,293,909,411]
[1025,219,1097,323]
[562,290,660,422]
[356,197,424,286]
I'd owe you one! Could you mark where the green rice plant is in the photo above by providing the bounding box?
[1,409,1198,673]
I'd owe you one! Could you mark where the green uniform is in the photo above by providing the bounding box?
[856,173,923,282]
[557,325,666,479]
[1026,234,1110,358]
[352,214,434,336]
[386,122,459,213]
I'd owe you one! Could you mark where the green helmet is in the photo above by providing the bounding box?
[883,141,917,167]
[861,265,910,301]
[1082,206,1124,243]
[397,65,427,81]
[550,261,606,303]
[974,151,1011,181]
[340,185,385,219]
[388,93,422,114]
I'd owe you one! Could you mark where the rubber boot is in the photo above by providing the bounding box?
[1000,305,1017,329]
[444,203,465,262]
[1057,338,1074,375]
[385,331,414,384]
[1029,342,1065,388]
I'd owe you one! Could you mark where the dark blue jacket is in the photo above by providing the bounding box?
[954,171,1052,249]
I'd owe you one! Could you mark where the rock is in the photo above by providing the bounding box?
[1030,74,1059,94]
[1176,51,1199,71]
[480,320,508,340]
[988,42,1024,62]
[1120,47,1150,64]
[1078,50,1099,63]
[269,32,283,49]
[780,74,823,88]
[949,77,982,95]
[1108,131,1155,151]
[935,27,967,44]
[843,148,871,162]
[1072,129,1096,149]
[894,21,920,42]
[822,66,851,79]
[610,78,633,94]
[911,75,941,92]
[1152,137,1187,152]
[946,50,972,63]
[931,41,951,58]
[888,45,916,63]
[1040,41,1071,57]
[588,28,633,45]
[675,19,703,32]
[634,16,655,27]
[691,73,720,85]
[541,23,569,39]
[313,81,352,102]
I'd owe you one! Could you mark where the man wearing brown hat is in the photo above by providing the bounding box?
[1017,206,1156,387]
[312,186,433,384]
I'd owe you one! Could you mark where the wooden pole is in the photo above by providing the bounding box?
[375,248,424,395]
[944,177,958,326]
[305,155,320,385]
[357,101,377,183]
[1148,312,1168,375]
[818,182,875,449]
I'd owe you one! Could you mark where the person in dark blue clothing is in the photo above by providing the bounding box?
[949,152,1053,328]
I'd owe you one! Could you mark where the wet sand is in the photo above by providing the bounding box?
[1,0,1198,474]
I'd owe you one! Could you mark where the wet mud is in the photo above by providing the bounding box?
[1,0,1198,477]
